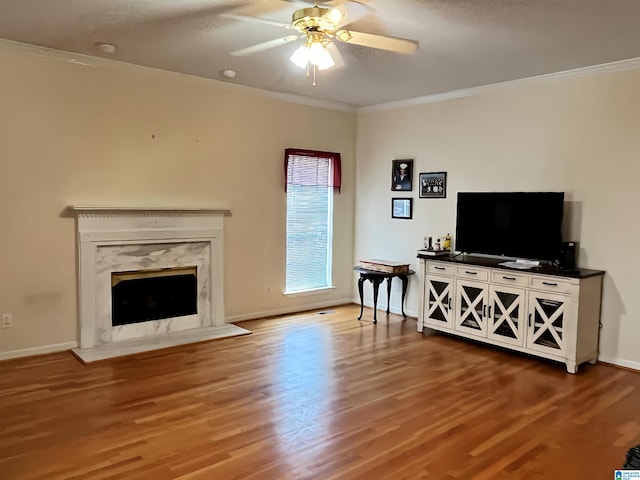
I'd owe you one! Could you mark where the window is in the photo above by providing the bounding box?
[284,149,341,294]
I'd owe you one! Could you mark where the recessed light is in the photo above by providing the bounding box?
[95,42,117,54]
[221,69,237,78]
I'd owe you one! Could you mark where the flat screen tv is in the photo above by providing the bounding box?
[455,192,564,261]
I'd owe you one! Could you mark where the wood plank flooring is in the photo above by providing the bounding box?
[1,304,639,479]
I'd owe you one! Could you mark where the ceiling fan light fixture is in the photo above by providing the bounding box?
[290,41,335,71]
[289,45,310,69]
[308,42,335,70]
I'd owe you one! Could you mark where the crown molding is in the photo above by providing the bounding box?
[4,38,638,115]
[358,56,640,113]
[259,90,355,112]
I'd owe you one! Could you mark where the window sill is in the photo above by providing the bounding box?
[283,286,336,297]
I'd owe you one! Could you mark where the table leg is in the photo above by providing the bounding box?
[357,276,365,321]
[372,277,382,324]
[400,275,409,318]
[386,277,392,314]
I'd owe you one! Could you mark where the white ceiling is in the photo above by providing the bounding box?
[1,0,640,107]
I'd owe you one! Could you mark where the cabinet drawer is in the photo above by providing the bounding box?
[491,270,529,287]
[530,276,577,294]
[427,262,455,276]
[455,266,489,281]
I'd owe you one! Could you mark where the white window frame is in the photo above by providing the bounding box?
[284,155,337,295]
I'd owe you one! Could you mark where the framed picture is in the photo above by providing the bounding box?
[419,171,447,198]
[392,198,413,219]
[391,159,413,191]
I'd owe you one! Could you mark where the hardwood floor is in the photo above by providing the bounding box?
[1,304,639,479]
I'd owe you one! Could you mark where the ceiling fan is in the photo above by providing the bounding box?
[223,1,419,86]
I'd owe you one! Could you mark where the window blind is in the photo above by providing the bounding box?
[284,149,339,293]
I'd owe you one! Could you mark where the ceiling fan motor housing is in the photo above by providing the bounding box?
[291,7,338,33]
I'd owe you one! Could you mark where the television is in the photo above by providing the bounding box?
[455,192,564,262]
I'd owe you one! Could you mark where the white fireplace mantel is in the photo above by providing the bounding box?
[67,206,232,216]
[68,206,231,350]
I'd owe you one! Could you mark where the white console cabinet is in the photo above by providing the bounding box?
[417,256,605,373]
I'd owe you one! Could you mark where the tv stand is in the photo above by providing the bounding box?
[417,254,605,373]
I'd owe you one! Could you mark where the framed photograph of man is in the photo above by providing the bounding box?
[391,159,413,191]
[419,171,447,198]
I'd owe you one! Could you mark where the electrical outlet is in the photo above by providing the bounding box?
[1,313,13,329]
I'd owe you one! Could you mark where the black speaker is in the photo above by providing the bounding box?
[558,241,577,270]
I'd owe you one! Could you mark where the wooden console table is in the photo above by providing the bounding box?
[353,267,415,324]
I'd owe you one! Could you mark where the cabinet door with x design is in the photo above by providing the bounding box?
[527,290,569,356]
[487,284,527,347]
[454,279,488,337]
[423,274,455,330]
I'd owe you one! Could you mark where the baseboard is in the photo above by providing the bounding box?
[225,297,354,323]
[597,355,640,372]
[0,301,415,361]
[0,341,78,361]
[350,297,418,319]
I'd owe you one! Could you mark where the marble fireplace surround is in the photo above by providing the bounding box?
[68,207,249,362]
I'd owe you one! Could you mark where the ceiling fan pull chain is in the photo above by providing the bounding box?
[312,63,317,87]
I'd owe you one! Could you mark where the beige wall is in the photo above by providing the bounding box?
[355,69,640,369]
[0,41,356,355]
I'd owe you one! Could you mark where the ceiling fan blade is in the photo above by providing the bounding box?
[335,30,418,54]
[281,0,370,6]
[228,0,294,19]
[279,0,371,27]
[230,35,300,56]
[322,5,348,27]
[325,2,372,28]
[221,13,291,30]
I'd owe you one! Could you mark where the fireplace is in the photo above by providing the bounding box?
[111,266,198,326]
[68,207,232,351]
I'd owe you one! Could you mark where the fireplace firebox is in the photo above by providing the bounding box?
[111,266,197,326]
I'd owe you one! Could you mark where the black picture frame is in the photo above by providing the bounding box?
[392,198,413,219]
[419,171,447,198]
[391,159,413,191]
